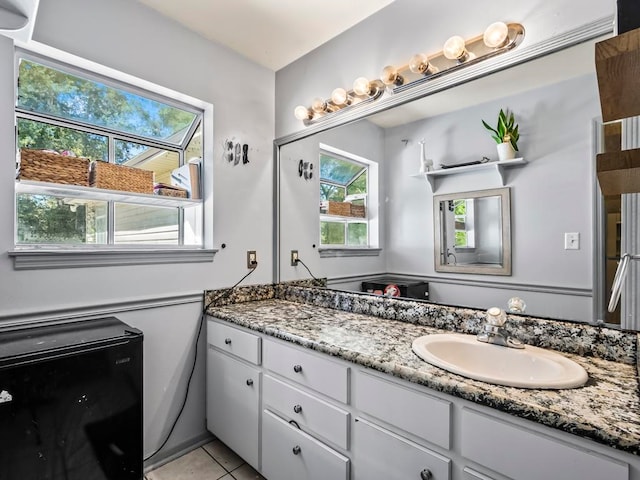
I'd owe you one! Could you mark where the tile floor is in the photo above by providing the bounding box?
[146,439,265,480]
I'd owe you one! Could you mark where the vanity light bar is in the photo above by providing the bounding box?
[293,21,525,126]
[294,80,385,123]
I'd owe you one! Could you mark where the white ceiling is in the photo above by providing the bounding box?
[137,0,395,71]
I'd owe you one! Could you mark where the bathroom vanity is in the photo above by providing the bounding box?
[205,284,640,480]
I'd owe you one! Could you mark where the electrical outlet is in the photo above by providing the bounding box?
[564,232,580,250]
[247,250,257,269]
[291,250,299,266]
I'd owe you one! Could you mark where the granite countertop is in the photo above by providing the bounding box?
[208,296,640,456]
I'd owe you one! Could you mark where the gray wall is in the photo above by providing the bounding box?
[0,0,274,463]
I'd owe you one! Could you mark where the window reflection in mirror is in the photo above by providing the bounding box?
[434,187,511,275]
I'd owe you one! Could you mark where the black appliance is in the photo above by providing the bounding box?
[362,279,429,300]
[0,317,143,480]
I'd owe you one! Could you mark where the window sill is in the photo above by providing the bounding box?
[318,248,381,258]
[8,248,217,270]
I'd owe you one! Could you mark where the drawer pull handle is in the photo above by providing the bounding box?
[246,379,254,386]
[292,445,301,455]
[288,420,301,429]
[293,364,303,373]
[293,404,302,414]
[420,469,432,480]
[224,338,232,345]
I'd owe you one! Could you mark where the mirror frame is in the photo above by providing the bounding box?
[433,187,511,276]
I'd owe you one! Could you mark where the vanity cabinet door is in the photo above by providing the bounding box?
[206,348,261,471]
[353,370,451,449]
[353,417,451,480]
[461,408,629,480]
[262,410,350,480]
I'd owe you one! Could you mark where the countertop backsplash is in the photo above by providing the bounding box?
[205,281,637,365]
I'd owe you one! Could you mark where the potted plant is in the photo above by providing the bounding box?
[482,109,520,161]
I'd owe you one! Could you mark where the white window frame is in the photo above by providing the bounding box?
[9,41,215,270]
[318,143,380,258]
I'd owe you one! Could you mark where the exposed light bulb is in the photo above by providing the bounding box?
[443,35,467,60]
[311,97,327,114]
[294,105,311,121]
[483,21,509,48]
[353,77,371,96]
[381,65,403,86]
[331,87,349,106]
[409,53,437,75]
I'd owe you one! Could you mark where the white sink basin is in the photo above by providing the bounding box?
[412,333,588,389]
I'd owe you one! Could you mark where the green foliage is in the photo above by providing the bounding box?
[320,183,345,202]
[320,221,345,245]
[481,109,520,151]
[453,199,466,216]
[346,171,367,196]
[18,119,108,160]
[18,60,195,142]
[347,223,367,246]
[16,195,95,244]
[455,231,468,247]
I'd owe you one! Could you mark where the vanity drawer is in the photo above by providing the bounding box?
[461,408,628,480]
[263,339,349,403]
[263,374,349,449]
[463,467,497,480]
[353,417,451,480]
[353,370,451,449]
[262,409,350,480]
[207,319,261,365]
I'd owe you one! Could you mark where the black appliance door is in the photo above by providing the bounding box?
[0,331,142,480]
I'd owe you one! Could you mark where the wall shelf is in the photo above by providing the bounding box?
[411,157,526,191]
[15,180,201,208]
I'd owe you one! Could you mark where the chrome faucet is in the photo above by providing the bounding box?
[477,307,524,349]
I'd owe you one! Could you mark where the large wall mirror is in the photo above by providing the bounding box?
[275,26,616,326]
[434,188,511,275]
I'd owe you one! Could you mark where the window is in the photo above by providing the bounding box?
[14,53,205,254]
[319,146,378,251]
[452,198,476,249]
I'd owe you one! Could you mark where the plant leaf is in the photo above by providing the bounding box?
[482,119,499,136]
[498,115,507,138]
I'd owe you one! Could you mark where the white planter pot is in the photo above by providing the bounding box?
[497,142,516,161]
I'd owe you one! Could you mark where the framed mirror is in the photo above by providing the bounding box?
[434,188,511,275]
[274,21,614,324]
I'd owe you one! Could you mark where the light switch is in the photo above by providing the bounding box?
[564,232,580,250]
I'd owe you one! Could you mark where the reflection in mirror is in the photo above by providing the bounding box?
[434,188,511,275]
[277,40,607,324]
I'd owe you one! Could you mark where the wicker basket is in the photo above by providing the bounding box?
[350,204,366,218]
[155,186,188,198]
[90,161,154,194]
[327,201,353,216]
[19,148,90,186]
